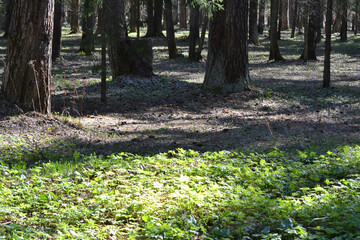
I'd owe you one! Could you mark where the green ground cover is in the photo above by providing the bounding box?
[1,146,360,239]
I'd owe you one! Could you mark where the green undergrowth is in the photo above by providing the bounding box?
[1,146,360,239]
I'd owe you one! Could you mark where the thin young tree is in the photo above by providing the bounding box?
[323,0,332,88]
[203,0,250,92]
[340,0,347,41]
[2,0,54,113]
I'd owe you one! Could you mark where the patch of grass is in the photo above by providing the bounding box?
[1,147,360,239]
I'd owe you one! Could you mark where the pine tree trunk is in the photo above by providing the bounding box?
[290,0,298,38]
[165,0,178,58]
[323,0,332,88]
[2,0,14,39]
[258,0,265,34]
[52,0,63,61]
[70,0,80,33]
[79,0,96,55]
[179,0,186,28]
[281,0,289,30]
[249,0,259,45]
[129,0,138,32]
[195,16,208,61]
[145,0,155,36]
[154,0,164,36]
[277,0,282,39]
[173,0,179,24]
[340,0,347,41]
[188,3,200,61]
[333,0,342,32]
[2,0,54,114]
[269,0,284,61]
[355,0,359,35]
[203,0,250,93]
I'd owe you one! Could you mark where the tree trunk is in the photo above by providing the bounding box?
[195,15,208,61]
[154,0,165,36]
[303,0,309,61]
[290,0,298,38]
[323,0,332,88]
[129,0,138,32]
[179,0,186,28]
[277,0,282,39]
[165,0,178,58]
[69,0,80,33]
[79,0,96,55]
[173,0,179,24]
[258,0,265,34]
[145,0,155,36]
[355,0,359,35]
[99,4,107,103]
[269,0,284,61]
[52,0,63,61]
[340,0,347,41]
[249,0,259,45]
[2,0,14,39]
[203,0,250,93]
[301,0,321,60]
[104,0,126,79]
[2,0,54,114]
[333,0,342,32]
[188,3,200,61]
[281,0,289,30]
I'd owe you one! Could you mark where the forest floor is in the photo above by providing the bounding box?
[1,27,360,239]
[0,27,360,160]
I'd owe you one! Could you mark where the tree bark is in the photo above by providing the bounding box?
[165,0,178,58]
[323,0,332,88]
[355,0,359,35]
[145,0,155,36]
[173,0,179,24]
[195,15,208,60]
[2,0,54,114]
[203,0,250,93]
[188,3,200,61]
[69,0,80,33]
[290,0,298,38]
[249,0,259,45]
[277,0,282,39]
[340,0,347,41]
[281,0,289,30]
[269,0,284,61]
[52,0,63,61]
[301,0,321,60]
[79,0,97,55]
[2,0,14,39]
[179,0,186,28]
[258,0,265,34]
[154,0,164,36]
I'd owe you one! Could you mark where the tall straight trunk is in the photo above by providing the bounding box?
[165,0,178,58]
[356,0,359,35]
[145,0,155,36]
[303,0,309,61]
[2,0,14,38]
[179,0,186,28]
[290,0,298,38]
[3,0,54,114]
[301,0,321,60]
[173,0,179,24]
[196,16,208,60]
[154,0,164,36]
[323,0,332,88]
[277,0,282,39]
[340,0,347,41]
[203,0,250,93]
[258,0,265,34]
[99,4,107,102]
[188,3,200,61]
[79,0,97,55]
[269,0,284,61]
[52,0,63,61]
[333,0,342,32]
[70,0,80,33]
[129,0,138,32]
[103,0,126,79]
[281,0,289,30]
[249,0,259,45]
